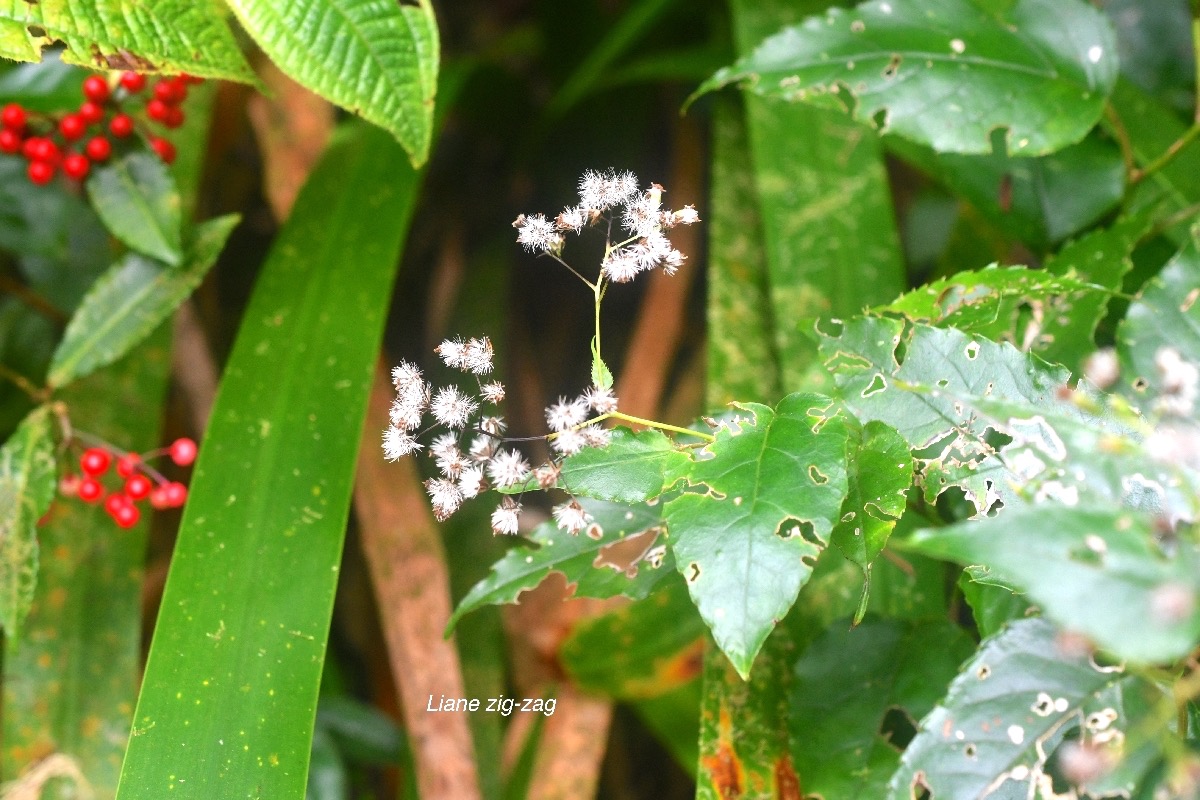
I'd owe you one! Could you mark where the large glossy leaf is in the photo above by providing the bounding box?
[909,506,1200,664]
[0,0,254,82]
[114,123,419,800]
[1117,231,1200,401]
[664,392,850,677]
[697,0,1117,156]
[446,499,671,632]
[0,404,55,641]
[46,215,239,389]
[224,0,439,166]
[3,327,172,798]
[86,153,183,266]
[791,617,975,798]
[887,617,1141,799]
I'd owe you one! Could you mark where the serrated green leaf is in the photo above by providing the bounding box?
[832,419,911,569]
[818,317,1070,514]
[114,122,419,800]
[86,152,183,265]
[696,0,1117,156]
[664,392,850,678]
[1117,231,1200,401]
[561,575,705,699]
[887,617,1139,799]
[959,572,1031,640]
[0,404,55,641]
[791,617,975,798]
[224,0,439,166]
[47,214,238,389]
[560,427,691,504]
[909,506,1200,664]
[446,499,671,633]
[0,0,255,83]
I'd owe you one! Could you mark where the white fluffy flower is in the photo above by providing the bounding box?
[424,478,463,521]
[429,433,461,460]
[602,248,641,283]
[480,381,505,404]
[584,384,618,413]
[491,498,522,535]
[546,396,589,431]
[382,427,422,461]
[487,449,530,488]
[578,169,639,211]
[580,424,611,448]
[459,465,487,498]
[514,213,563,253]
[551,428,587,456]
[555,206,587,232]
[468,434,498,462]
[431,386,478,429]
[553,500,593,534]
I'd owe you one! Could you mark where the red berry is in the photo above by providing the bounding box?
[112,502,140,529]
[80,447,112,476]
[23,136,58,163]
[78,477,105,503]
[162,481,188,508]
[109,113,134,138]
[119,71,146,92]
[0,129,21,153]
[82,75,111,103]
[79,100,105,125]
[27,160,55,185]
[85,136,111,161]
[1,103,25,131]
[150,138,175,164]
[104,491,132,516]
[162,106,185,129]
[181,73,204,85]
[152,80,184,105]
[116,453,140,478]
[59,114,86,141]
[125,473,153,500]
[63,153,90,180]
[146,98,170,122]
[168,437,198,466]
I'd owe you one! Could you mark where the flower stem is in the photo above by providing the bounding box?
[1131,123,1200,185]
[597,410,715,442]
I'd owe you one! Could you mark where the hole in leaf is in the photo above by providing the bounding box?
[880,707,917,749]
[27,24,46,37]
[882,53,901,79]
[1132,376,1148,392]
[686,562,700,583]
[861,373,887,397]
[963,743,977,758]
[982,427,1013,450]
[815,317,844,337]
[909,772,932,800]
[913,430,956,459]
[964,342,979,360]
[936,378,948,388]
[808,465,829,485]
[935,486,975,521]
[872,107,890,132]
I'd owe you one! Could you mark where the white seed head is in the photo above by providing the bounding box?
[551,427,587,456]
[546,396,589,432]
[424,478,463,521]
[553,499,593,534]
[382,427,422,461]
[491,497,522,535]
[431,385,478,429]
[487,449,531,488]
[578,168,639,211]
[458,465,487,499]
[514,213,564,254]
[555,205,587,233]
[601,248,640,283]
[480,381,506,404]
[583,384,618,413]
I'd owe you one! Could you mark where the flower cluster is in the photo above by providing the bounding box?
[382,335,617,533]
[512,168,699,283]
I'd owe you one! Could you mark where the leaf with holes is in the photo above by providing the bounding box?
[559,427,692,504]
[887,617,1140,800]
[818,317,1070,515]
[693,0,1117,156]
[791,617,975,798]
[224,0,439,166]
[663,392,850,679]
[446,499,672,633]
[1117,230,1200,405]
[908,506,1200,664]
[86,153,183,266]
[831,420,911,570]
[47,215,238,389]
[0,0,255,83]
[0,405,56,641]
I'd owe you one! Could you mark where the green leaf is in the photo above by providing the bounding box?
[959,571,1031,640]
[1117,231,1200,399]
[791,617,975,798]
[86,152,183,265]
[46,214,239,389]
[0,0,255,83]
[560,427,691,504]
[887,617,1139,799]
[696,0,1118,156]
[114,122,419,800]
[224,0,439,166]
[888,133,1126,248]
[0,51,85,112]
[908,506,1200,664]
[0,404,55,641]
[560,575,705,699]
[446,499,671,633]
[664,392,850,678]
[818,317,1071,514]
[831,419,912,569]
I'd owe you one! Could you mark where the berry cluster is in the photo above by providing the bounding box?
[1,71,201,185]
[60,437,197,528]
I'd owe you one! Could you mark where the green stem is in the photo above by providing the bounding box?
[0,363,49,403]
[1194,1,1200,123]
[1131,123,1200,185]
[603,410,715,442]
